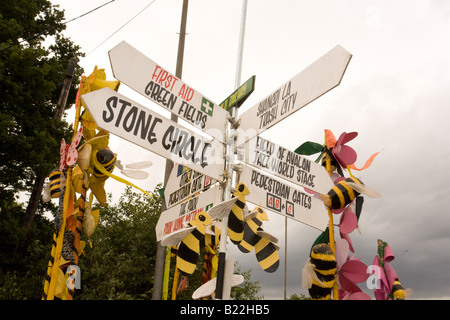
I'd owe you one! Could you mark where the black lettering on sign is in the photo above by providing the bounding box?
[161,125,211,168]
[144,81,177,111]
[103,96,162,144]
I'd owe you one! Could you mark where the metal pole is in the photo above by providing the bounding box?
[284,216,287,299]
[152,0,189,300]
[215,0,248,300]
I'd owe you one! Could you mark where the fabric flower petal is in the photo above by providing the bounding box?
[340,260,369,284]
[339,209,358,234]
[335,239,349,269]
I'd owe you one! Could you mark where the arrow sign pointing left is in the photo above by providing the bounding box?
[81,87,224,181]
[109,41,228,142]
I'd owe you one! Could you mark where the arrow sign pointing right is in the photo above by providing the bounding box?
[237,45,352,145]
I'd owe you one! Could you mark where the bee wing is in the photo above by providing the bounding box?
[244,210,258,221]
[192,277,217,300]
[161,226,197,247]
[231,274,245,287]
[301,258,327,289]
[256,230,279,244]
[42,183,51,202]
[192,274,244,300]
[346,182,381,198]
[405,287,414,299]
[120,169,149,180]
[125,161,153,169]
[207,197,239,220]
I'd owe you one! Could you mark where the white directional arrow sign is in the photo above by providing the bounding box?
[81,87,224,181]
[237,45,352,145]
[155,186,222,241]
[243,136,333,195]
[109,41,228,142]
[239,164,329,231]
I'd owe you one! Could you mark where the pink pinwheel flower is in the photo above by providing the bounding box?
[373,244,399,300]
[332,132,358,168]
[335,239,369,296]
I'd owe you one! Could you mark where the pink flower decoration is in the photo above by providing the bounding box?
[60,127,83,171]
[332,132,358,168]
[373,244,399,300]
[336,239,369,295]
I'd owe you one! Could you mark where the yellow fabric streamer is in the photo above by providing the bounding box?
[92,155,153,198]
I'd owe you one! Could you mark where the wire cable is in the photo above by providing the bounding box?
[0,0,116,53]
[82,0,157,59]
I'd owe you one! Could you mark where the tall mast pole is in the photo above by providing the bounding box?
[152,0,189,300]
[215,0,248,300]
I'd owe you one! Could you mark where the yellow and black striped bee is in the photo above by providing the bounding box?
[48,169,65,199]
[237,207,280,273]
[303,243,337,300]
[92,148,116,180]
[320,176,380,210]
[391,278,406,300]
[89,148,116,206]
[161,211,213,276]
[227,183,250,245]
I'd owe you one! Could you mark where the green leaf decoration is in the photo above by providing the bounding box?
[294,141,323,156]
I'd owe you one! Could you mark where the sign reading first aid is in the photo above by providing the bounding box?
[109,41,228,142]
[81,87,224,181]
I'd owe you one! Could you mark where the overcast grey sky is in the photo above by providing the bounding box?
[52,0,450,299]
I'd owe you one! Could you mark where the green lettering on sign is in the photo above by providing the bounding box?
[220,75,256,111]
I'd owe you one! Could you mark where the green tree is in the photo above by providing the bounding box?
[77,186,162,299]
[76,186,262,300]
[0,0,84,262]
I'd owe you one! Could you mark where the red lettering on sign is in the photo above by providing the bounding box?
[163,221,173,236]
[178,84,194,101]
[151,65,178,91]
[173,216,184,232]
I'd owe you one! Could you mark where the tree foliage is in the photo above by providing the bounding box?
[0,0,84,192]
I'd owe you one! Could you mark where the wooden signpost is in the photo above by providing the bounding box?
[109,41,228,142]
[81,42,352,300]
[81,87,224,181]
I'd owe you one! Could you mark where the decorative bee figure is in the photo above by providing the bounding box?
[320,176,381,210]
[302,243,337,300]
[227,183,250,245]
[161,211,213,276]
[238,207,280,273]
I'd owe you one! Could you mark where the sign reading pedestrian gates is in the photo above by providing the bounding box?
[237,45,352,145]
[243,136,333,195]
[81,87,224,181]
[109,41,228,142]
[239,164,329,231]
